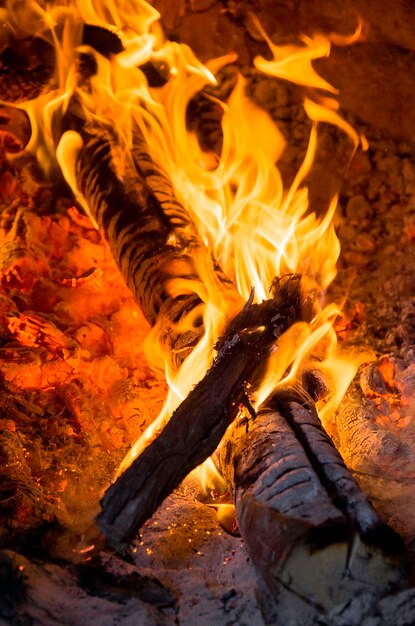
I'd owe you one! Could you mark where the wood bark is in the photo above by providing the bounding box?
[73,117,236,365]
[218,385,405,620]
[96,276,304,552]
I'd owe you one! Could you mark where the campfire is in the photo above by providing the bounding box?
[1,1,415,624]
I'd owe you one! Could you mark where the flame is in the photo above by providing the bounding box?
[253,14,363,90]
[4,1,369,495]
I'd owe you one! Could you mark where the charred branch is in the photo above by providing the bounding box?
[264,385,394,540]
[96,275,304,553]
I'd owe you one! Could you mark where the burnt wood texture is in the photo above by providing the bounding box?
[0,37,55,103]
[75,119,235,364]
[0,26,123,104]
[96,276,304,552]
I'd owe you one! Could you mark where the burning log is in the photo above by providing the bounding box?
[96,275,304,552]
[69,116,236,365]
[0,37,55,104]
[56,79,406,614]
[218,385,405,618]
[0,106,31,154]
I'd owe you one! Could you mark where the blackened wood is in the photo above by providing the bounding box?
[218,387,405,619]
[0,105,31,153]
[96,276,304,552]
[0,63,53,104]
[0,38,55,104]
[186,65,237,153]
[82,25,124,57]
[0,25,125,104]
[77,555,175,608]
[301,367,330,401]
[75,120,236,363]
[265,386,405,544]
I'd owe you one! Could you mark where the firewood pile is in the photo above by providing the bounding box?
[0,1,415,625]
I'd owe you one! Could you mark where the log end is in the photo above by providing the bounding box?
[239,498,406,624]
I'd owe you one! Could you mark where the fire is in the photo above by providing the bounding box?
[3,1,369,494]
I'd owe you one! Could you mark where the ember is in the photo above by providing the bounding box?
[0,1,415,624]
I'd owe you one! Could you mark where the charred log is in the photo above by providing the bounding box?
[96,276,304,553]
[0,37,55,104]
[218,386,405,620]
[0,106,31,153]
[265,386,395,539]
[73,118,236,363]
[1,26,237,364]
[0,24,176,106]
[0,548,176,624]
[0,25,125,104]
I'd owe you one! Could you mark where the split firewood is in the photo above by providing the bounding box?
[218,385,406,620]
[96,275,304,553]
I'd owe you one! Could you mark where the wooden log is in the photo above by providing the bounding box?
[186,65,238,153]
[218,386,406,621]
[0,26,123,104]
[96,275,304,553]
[72,117,237,365]
[0,37,55,104]
[266,385,389,538]
[3,24,236,362]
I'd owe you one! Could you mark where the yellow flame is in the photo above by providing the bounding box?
[4,1,368,497]
[56,130,99,227]
[253,15,363,92]
[254,36,337,93]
